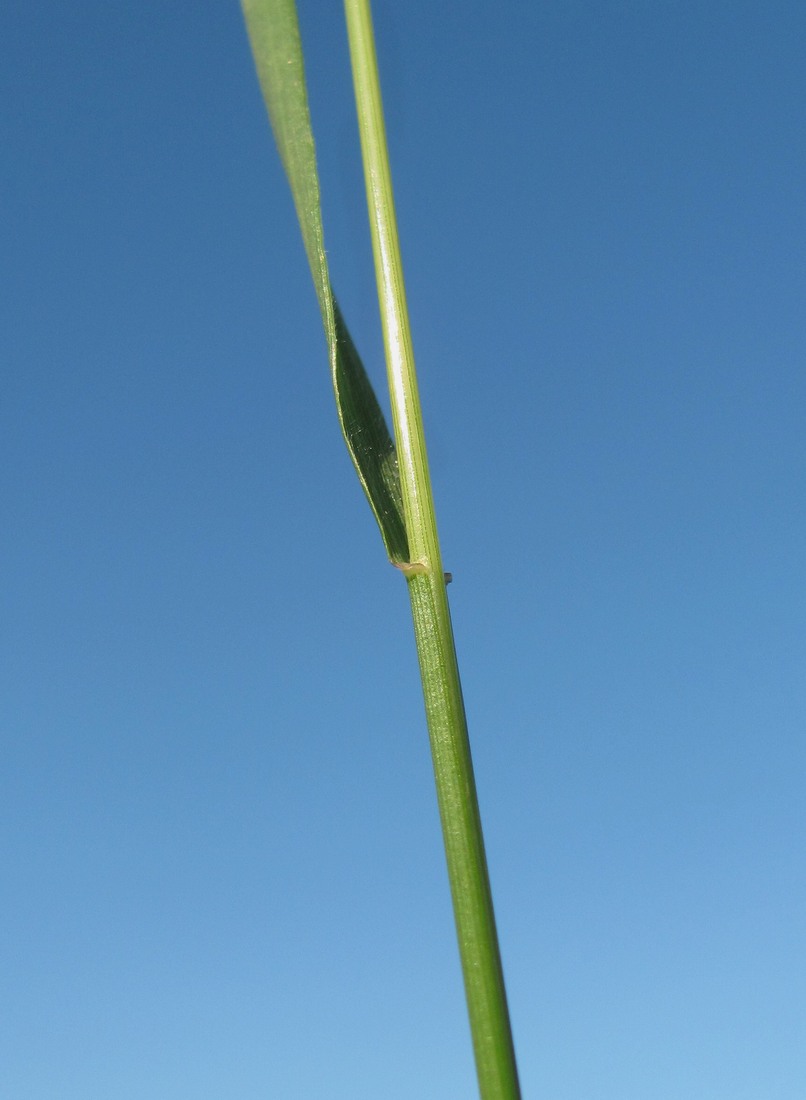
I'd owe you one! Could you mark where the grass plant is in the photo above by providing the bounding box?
[241,2,521,1095]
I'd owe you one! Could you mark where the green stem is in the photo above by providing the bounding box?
[343,2,521,1096]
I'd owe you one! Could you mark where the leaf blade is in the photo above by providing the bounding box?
[242,0,409,564]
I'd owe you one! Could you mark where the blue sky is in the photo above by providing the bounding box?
[2,2,805,1096]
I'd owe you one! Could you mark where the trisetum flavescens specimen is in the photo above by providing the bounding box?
[241,2,521,1095]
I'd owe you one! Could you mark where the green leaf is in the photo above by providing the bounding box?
[241,0,409,564]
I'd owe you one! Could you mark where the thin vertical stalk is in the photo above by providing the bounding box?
[343,2,521,1097]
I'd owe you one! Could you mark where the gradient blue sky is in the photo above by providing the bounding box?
[3,2,805,1097]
